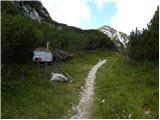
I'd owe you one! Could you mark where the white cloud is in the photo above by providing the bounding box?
[95,0,116,10]
[94,0,118,10]
[95,0,105,10]
[41,0,91,27]
[41,0,158,32]
[110,0,159,34]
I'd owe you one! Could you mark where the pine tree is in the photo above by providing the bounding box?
[127,6,159,64]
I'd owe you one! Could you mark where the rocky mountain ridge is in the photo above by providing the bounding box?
[12,1,52,22]
[98,25,129,51]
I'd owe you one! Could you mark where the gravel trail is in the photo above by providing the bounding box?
[71,59,107,119]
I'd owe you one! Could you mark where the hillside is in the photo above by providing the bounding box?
[1,1,117,64]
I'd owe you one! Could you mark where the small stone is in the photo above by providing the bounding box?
[145,110,150,114]
[128,113,132,119]
[102,99,105,103]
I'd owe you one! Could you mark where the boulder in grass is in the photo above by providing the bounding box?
[50,73,68,82]
[52,50,73,62]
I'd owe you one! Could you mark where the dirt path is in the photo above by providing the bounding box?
[71,59,107,119]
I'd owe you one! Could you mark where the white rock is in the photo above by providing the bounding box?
[50,73,68,81]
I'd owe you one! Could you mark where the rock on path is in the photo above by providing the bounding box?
[71,59,107,119]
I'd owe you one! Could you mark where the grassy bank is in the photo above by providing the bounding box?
[91,54,159,119]
[1,50,114,118]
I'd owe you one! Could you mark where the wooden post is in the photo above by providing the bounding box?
[46,41,49,51]
[37,62,40,80]
[45,41,49,80]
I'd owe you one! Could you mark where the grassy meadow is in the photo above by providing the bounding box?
[1,50,113,118]
[1,50,158,118]
[91,54,159,119]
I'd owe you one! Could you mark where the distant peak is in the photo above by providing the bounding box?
[98,25,129,50]
[99,25,117,32]
[98,25,117,38]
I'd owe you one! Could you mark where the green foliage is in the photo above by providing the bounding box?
[1,1,21,15]
[82,30,116,50]
[127,7,159,64]
[1,12,39,64]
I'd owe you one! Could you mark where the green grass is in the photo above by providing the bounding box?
[1,50,114,118]
[2,51,158,119]
[91,54,159,119]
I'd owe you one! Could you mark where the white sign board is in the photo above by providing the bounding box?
[32,51,53,62]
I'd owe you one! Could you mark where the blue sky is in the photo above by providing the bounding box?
[41,0,158,34]
[79,2,117,29]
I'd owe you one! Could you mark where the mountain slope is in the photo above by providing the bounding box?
[98,25,129,51]
[1,1,117,64]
